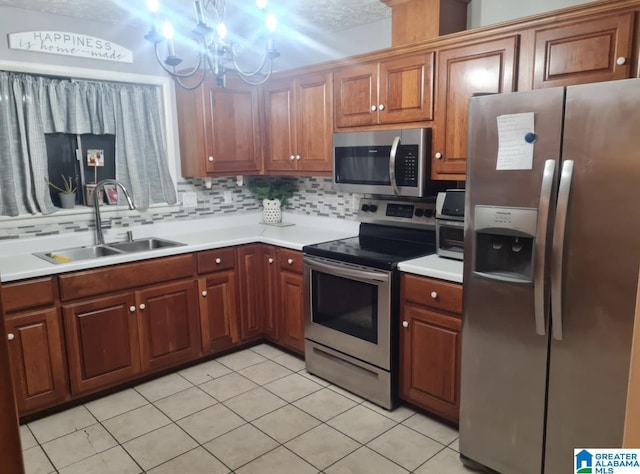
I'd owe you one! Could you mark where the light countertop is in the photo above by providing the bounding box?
[398,254,464,283]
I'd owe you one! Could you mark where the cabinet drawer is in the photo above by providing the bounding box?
[197,247,236,274]
[3,277,56,313]
[278,248,303,273]
[402,274,462,314]
[59,254,195,301]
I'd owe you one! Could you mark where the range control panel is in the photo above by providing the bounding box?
[358,198,436,229]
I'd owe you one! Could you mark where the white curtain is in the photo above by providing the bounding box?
[0,71,177,215]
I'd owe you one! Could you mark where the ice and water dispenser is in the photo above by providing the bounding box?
[472,206,538,284]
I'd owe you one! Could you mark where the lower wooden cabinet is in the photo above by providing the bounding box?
[199,270,239,353]
[278,249,305,354]
[262,246,280,341]
[63,293,141,395]
[400,274,462,423]
[237,245,265,340]
[5,308,69,415]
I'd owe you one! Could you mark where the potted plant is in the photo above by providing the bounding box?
[46,175,77,209]
[247,177,297,224]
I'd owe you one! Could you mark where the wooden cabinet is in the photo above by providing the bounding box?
[277,248,305,353]
[432,36,518,180]
[197,247,240,353]
[262,246,280,341]
[263,72,333,174]
[237,245,265,340]
[529,13,634,89]
[400,274,463,423]
[137,280,200,371]
[176,78,261,177]
[63,292,141,395]
[334,52,435,128]
[5,309,69,415]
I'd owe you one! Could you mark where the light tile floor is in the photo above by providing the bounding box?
[20,344,472,474]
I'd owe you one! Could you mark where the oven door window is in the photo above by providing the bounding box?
[311,271,378,344]
[439,225,464,253]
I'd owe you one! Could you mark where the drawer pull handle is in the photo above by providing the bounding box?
[139,303,146,310]
[129,306,136,313]
[402,321,409,328]
[215,258,222,264]
[7,333,15,341]
[268,257,274,264]
[430,291,438,299]
[287,258,294,265]
[202,290,208,297]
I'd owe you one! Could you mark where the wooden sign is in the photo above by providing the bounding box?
[7,31,133,63]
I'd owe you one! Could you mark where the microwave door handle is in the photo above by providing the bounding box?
[389,136,401,195]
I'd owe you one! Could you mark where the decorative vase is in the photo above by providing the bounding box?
[59,192,76,209]
[263,198,282,224]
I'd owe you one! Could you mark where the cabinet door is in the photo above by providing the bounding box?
[63,293,140,395]
[334,63,378,128]
[263,78,297,172]
[532,13,634,89]
[199,271,239,353]
[262,246,280,341]
[295,72,333,172]
[279,271,305,354]
[433,36,518,179]
[237,245,265,340]
[137,280,200,372]
[400,303,461,423]
[6,309,69,415]
[379,52,434,124]
[204,80,261,174]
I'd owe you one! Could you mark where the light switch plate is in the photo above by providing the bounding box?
[182,192,197,208]
[223,191,233,203]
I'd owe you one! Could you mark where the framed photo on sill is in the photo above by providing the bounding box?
[104,184,118,205]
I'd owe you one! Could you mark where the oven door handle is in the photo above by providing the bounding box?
[389,136,401,195]
[304,257,390,283]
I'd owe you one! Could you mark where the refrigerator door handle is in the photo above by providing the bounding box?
[551,160,575,341]
[534,159,556,336]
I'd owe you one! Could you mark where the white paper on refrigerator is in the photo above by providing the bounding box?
[496,112,535,170]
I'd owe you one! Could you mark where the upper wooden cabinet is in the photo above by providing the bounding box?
[432,36,518,179]
[334,52,435,128]
[263,72,333,174]
[528,13,635,89]
[176,78,261,177]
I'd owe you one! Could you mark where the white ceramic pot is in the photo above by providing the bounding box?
[263,198,282,224]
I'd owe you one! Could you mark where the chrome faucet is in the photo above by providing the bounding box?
[93,179,136,245]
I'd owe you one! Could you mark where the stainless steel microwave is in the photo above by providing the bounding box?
[334,128,443,197]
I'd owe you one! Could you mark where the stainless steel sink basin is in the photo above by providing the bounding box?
[107,238,186,253]
[34,245,124,264]
[34,238,186,264]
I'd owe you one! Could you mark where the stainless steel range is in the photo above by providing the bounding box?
[303,198,437,409]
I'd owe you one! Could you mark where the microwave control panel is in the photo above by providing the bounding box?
[396,146,419,187]
[359,198,436,228]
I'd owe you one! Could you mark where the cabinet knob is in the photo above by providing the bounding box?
[7,333,14,341]
[287,258,294,265]
[402,321,409,328]
[435,152,443,159]
[616,56,627,65]
[129,306,136,313]
[268,257,274,264]
[371,105,377,112]
[208,156,214,162]
[295,155,301,161]
[378,104,385,111]
[290,155,295,161]
[215,258,222,264]
[201,290,208,297]
[139,303,146,310]
[430,291,438,299]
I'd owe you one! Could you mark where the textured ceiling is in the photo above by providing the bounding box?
[0,0,391,31]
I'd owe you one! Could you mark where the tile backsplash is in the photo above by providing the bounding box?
[0,177,358,239]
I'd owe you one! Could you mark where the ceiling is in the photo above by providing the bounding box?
[0,0,392,32]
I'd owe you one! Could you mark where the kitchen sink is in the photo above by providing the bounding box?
[33,238,186,264]
[107,238,186,253]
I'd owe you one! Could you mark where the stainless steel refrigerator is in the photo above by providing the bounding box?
[460,79,640,473]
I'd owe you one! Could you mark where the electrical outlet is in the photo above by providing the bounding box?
[352,194,360,210]
[182,192,197,208]
[223,191,233,203]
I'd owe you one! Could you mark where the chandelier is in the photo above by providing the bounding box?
[145,0,280,89]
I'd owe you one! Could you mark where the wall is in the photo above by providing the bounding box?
[467,0,595,28]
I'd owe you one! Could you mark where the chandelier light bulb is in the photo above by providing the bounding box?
[265,13,277,33]
[216,22,228,40]
[256,0,268,9]
[147,0,159,13]
[162,20,174,40]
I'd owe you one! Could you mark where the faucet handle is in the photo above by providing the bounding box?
[118,230,134,242]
